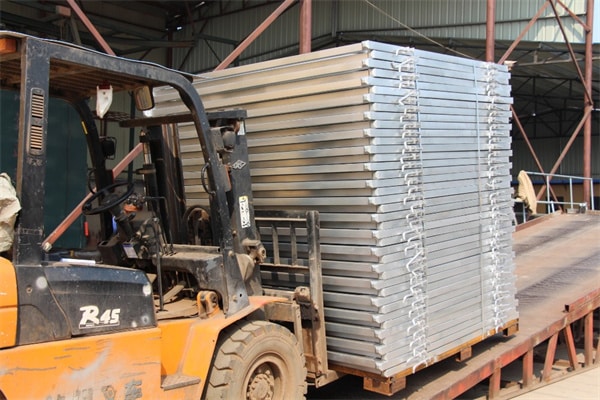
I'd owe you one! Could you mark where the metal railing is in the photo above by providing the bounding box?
[525,171,596,213]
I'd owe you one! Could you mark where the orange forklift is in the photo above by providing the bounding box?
[0,31,331,399]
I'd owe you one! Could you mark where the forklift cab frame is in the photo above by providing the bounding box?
[0,31,262,344]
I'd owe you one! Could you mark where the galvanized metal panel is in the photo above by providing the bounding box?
[153,40,518,377]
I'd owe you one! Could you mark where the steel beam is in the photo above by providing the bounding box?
[299,0,312,54]
[584,312,594,366]
[41,143,144,251]
[522,0,595,206]
[498,1,550,65]
[542,333,559,382]
[488,367,501,399]
[66,0,115,56]
[535,108,593,201]
[215,0,296,70]
[522,350,534,388]
[510,105,561,205]
[547,0,593,105]
[556,0,590,27]
[583,0,594,207]
[562,324,579,371]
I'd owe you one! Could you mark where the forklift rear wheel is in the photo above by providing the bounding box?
[205,320,307,400]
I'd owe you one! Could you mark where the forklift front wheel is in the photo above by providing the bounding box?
[204,320,307,400]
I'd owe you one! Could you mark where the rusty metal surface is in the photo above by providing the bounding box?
[513,213,600,304]
[307,212,600,399]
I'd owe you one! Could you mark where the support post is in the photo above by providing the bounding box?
[522,350,534,388]
[488,366,501,399]
[597,314,600,365]
[583,0,594,207]
[584,311,593,366]
[299,0,312,53]
[562,324,579,371]
[544,0,594,206]
[543,333,559,382]
[548,0,593,105]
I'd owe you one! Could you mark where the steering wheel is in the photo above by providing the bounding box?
[82,181,135,215]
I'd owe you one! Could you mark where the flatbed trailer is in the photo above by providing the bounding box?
[307,212,600,399]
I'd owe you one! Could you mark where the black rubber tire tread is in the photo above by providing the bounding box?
[204,319,307,400]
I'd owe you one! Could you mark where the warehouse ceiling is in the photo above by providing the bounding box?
[1,0,598,142]
[0,0,281,56]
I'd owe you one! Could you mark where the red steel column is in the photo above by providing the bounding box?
[215,0,296,70]
[486,0,496,62]
[66,0,115,56]
[299,0,312,54]
[583,0,594,206]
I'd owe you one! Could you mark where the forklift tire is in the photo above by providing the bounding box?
[204,320,307,400]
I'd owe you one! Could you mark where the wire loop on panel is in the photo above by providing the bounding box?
[396,48,430,371]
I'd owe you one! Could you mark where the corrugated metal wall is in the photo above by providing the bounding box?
[333,0,587,43]
[155,0,599,186]
[512,136,600,177]
[172,0,589,73]
[174,2,305,72]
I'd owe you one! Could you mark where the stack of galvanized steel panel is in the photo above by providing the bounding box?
[152,41,518,377]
